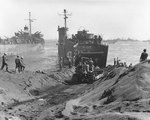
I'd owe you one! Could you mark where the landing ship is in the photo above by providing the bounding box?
[57,9,108,83]
[0,12,44,44]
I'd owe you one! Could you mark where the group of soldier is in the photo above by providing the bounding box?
[114,57,128,67]
[73,57,103,83]
[113,57,133,68]
[75,49,149,76]
[0,53,25,73]
[75,58,100,76]
[15,55,25,72]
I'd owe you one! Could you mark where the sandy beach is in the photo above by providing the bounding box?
[0,58,149,120]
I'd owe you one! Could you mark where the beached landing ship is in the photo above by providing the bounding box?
[0,12,45,44]
[58,9,108,83]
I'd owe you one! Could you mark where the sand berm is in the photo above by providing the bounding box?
[0,60,150,120]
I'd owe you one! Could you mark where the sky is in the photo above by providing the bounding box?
[0,0,150,40]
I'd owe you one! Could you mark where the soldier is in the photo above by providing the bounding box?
[89,59,95,73]
[95,65,101,76]
[75,53,81,66]
[87,59,95,82]
[76,62,82,74]
[59,57,63,70]
[20,57,25,71]
[124,62,127,68]
[129,63,132,68]
[116,57,119,65]
[140,49,148,62]
[89,58,94,65]
[82,61,89,76]
[114,58,116,65]
[15,55,21,72]
[1,53,8,72]
[67,51,72,68]
[68,57,72,68]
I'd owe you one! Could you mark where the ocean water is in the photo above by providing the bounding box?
[107,41,150,65]
[0,40,149,71]
[0,40,58,71]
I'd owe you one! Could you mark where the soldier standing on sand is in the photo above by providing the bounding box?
[114,58,116,65]
[67,51,72,68]
[116,57,119,65]
[15,55,21,72]
[20,57,25,72]
[1,53,8,72]
[59,57,63,70]
[68,57,72,68]
[140,49,148,62]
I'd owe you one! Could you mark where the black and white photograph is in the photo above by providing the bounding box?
[0,0,150,119]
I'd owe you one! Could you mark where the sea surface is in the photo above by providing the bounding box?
[0,40,149,71]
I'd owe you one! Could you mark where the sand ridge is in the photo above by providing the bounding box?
[0,61,150,119]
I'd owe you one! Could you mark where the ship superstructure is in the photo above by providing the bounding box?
[58,9,108,68]
[0,12,44,44]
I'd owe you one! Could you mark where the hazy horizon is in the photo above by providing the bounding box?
[1,0,150,40]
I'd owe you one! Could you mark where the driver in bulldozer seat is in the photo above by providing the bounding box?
[73,62,84,83]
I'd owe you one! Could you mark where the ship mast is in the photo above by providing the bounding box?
[25,12,36,43]
[25,12,36,36]
[64,9,68,30]
[29,12,36,35]
[59,9,71,32]
[29,12,32,35]
[57,9,72,66]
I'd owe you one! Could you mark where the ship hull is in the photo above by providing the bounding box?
[58,27,108,68]
[80,45,108,68]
